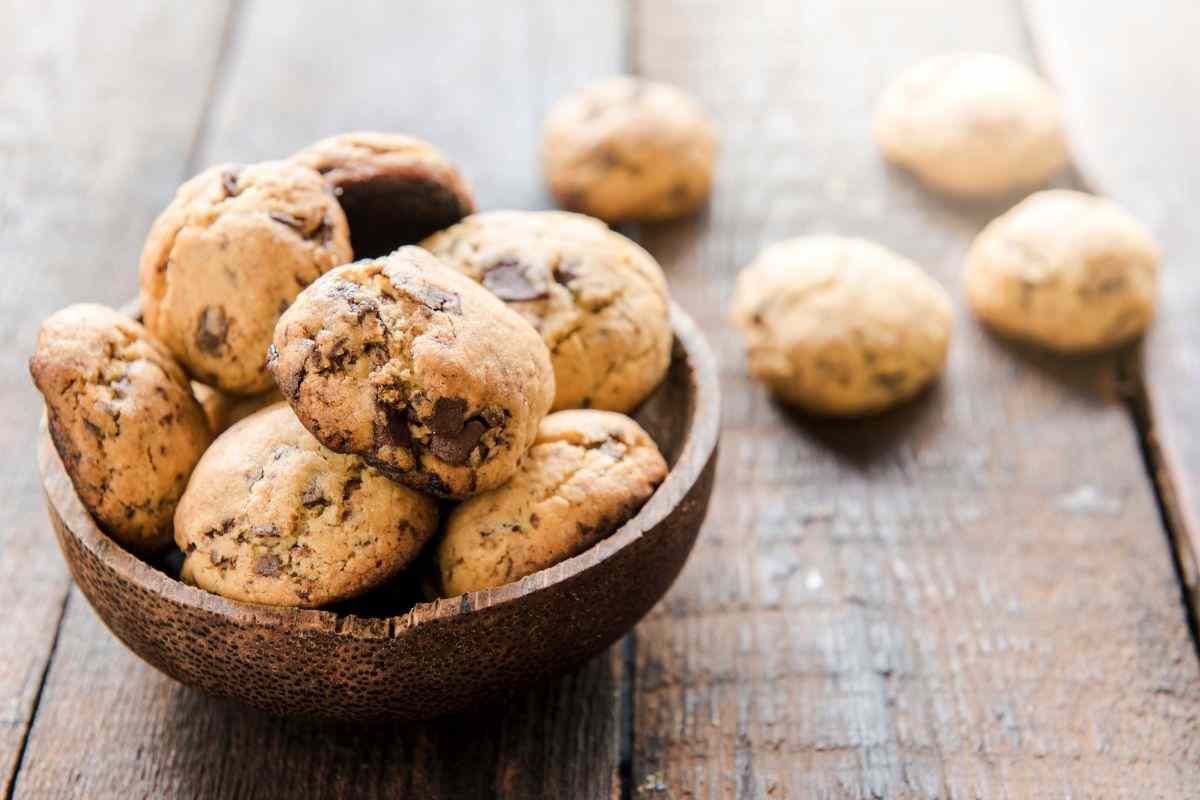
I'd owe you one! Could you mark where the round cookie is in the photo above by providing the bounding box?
[291,131,475,259]
[965,190,1160,353]
[269,246,554,499]
[422,210,672,412]
[874,52,1068,197]
[175,404,438,608]
[437,410,668,596]
[192,382,283,436]
[729,236,953,416]
[29,304,211,555]
[541,76,718,223]
[139,160,353,395]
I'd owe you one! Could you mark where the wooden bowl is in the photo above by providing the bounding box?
[38,304,719,721]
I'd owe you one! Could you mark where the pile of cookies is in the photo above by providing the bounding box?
[30,77,716,609]
[730,53,1160,416]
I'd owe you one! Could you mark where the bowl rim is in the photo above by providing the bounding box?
[39,301,720,641]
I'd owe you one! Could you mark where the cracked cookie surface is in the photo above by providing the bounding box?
[139,160,352,395]
[437,410,668,596]
[175,403,438,608]
[541,76,717,223]
[965,190,1159,353]
[730,236,953,416]
[269,246,554,499]
[291,131,475,259]
[30,304,211,554]
[423,210,672,412]
[874,52,1067,197]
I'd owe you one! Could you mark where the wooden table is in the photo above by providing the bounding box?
[4,1,1200,797]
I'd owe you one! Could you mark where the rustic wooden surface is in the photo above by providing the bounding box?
[5,0,1200,798]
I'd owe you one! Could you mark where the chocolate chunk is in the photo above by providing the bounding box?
[430,419,485,465]
[552,263,580,287]
[195,306,228,354]
[254,553,281,576]
[251,525,280,538]
[379,404,412,449]
[483,260,547,301]
[400,280,462,314]
[430,397,468,436]
[221,169,239,197]
[301,483,327,508]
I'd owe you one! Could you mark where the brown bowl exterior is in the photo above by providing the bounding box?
[38,304,719,722]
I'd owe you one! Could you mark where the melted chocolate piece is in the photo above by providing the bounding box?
[483,260,547,301]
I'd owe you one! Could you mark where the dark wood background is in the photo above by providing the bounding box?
[4,1,1200,797]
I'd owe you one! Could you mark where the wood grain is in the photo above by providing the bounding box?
[629,0,1200,796]
[1023,0,1200,605]
[0,1,233,793]
[12,1,628,798]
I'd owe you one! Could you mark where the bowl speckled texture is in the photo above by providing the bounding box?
[38,304,718,721]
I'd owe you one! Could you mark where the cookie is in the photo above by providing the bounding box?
[269,246,554,499]
[729,236,953,416]
[139,160,353,395]
[437,410,668,596]
[29,304,211,554]
[874,52,1068,197]
[291,131,475,259]
[965,190,1160,352]
[175,404,438,607]
[422,210,672,412]
[192,382,283,436]
[541,76,718,223]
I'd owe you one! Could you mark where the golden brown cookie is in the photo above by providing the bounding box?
[192,382,283,436]
[874,52,1068,197]
[29,304,211,554]
[422,210,672,412]
[437,410,668,596]
[175,403,438,608]
[291,131,475,259]
[269,246,554,499]
[139,160,352,395]
[965,190,1160,352]
[729,236,953,416]
[542,76,718,223]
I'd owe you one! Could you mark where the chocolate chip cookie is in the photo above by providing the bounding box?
[422,210,672,412]
[269,246,555,499]
[291,131,475,259]
[437,410,668,596]
[30,304,211,554]
[874,52,1068,197]
[730,236,953,416]
[965,190,1160,352]
[175,403,438,607]
[139,160,353,395]
[192,382,283,436]
[542,76,718,223]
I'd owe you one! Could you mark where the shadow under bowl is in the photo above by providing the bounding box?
[38,303,720,722]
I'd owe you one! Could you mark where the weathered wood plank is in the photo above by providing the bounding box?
[1023,0,1200,605]
[630,1,1200,796]
[12,2,627,798]
[0,1,233,792]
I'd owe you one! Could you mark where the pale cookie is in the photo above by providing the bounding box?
[422,210,672,412]
[139,160,353,395]
[175,404,438,608]
[730,236,953,416]
[542,76,718,223]
[874,52,1068,197]
[29,304,211,554]
[438,410,668,596]
[192,382,283,436]
[291,131,475,258]
[965,190,1160,352]
[269,246,554,499]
